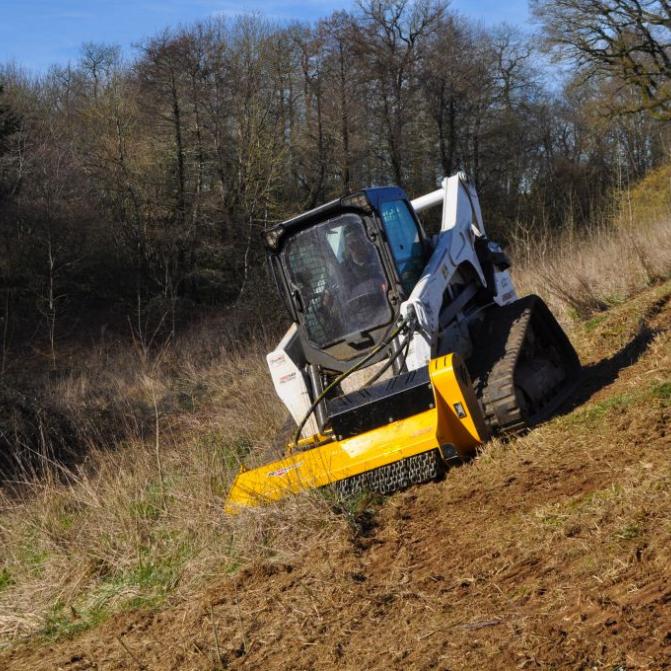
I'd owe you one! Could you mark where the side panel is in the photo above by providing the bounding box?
[267,324,319,438]
[429,353,489,451]
[493,267,517,306]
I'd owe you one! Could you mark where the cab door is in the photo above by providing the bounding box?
[378,199,426,295]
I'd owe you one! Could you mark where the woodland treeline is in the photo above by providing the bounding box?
[0,0,669,358]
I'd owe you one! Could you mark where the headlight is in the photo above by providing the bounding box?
[263,225,284,250]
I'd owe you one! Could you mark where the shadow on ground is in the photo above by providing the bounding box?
[561,292,670,415]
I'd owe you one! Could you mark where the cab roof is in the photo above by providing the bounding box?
[263,186,408,252]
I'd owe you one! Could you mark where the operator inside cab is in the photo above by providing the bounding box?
[342,224,384,288]
[282,213,393,351]
[335,224,388,329]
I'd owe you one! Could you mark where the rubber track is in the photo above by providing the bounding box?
[477,299,531,434]
[469,295,581,436]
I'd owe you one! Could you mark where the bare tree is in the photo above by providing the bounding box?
[0,2,668,359]
[320,12,357,192]
[353,0,445,186]
[79,42,121,99]
[532,0,671,119]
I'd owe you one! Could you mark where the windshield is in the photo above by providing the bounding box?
[283,214,392,350]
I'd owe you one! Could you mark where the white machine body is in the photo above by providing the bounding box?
[403,173,516,370]
[267,173,517,437]
[266,324,320,437]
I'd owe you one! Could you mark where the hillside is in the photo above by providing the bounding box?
[2,0,671,666]
[2,276,670,668]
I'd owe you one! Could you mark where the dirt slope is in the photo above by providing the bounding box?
[3,284,671,671]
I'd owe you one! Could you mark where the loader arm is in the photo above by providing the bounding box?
[402,173,516,370]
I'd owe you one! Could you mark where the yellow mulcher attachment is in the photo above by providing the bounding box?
[226,353,489,512]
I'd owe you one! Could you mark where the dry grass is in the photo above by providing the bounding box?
[4,281,669,670]
[0,169,670,652]
[0,320,347,643]
[512,162,671,324]
[620,162,671,226]
[511,216,671,323]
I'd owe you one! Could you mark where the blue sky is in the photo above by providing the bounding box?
[0,0,531,73]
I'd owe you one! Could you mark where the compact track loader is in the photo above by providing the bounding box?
[226,173,580,510]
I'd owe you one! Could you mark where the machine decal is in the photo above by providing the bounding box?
[453,402,467,418]
[268,353,286,367]
[268,462,304,477]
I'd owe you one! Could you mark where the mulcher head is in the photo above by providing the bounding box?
[226,353,488,512]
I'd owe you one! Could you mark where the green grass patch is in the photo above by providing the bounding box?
[568,485,624,512]
[57,513,75,531]
[614,523,641,541]
[129,539,192,591]
[128,500,162,520]
[199,430,253,472]
[127,478,174,520]
[39,538,195,642]
[603,293,627,307]
[122,593,166,611]
[16,536,50,576]
[42,601,109,640]
[584,315,606,332]
[651,381,671,404]
[583,283,671,350]
[320,483,385,517]
[566,376,671,429]
[540,513,566,528]
[566,393,634,427]
[0,567,13,591]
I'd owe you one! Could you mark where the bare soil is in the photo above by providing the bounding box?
[3,287,671,671]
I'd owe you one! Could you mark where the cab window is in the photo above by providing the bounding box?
[283,214,391,351]
[379,200,424,294]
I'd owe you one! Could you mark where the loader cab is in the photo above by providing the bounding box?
[264,187,428,373]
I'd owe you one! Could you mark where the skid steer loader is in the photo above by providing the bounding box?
[226,173,580,509]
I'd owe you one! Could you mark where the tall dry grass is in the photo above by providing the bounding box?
[512,216,671,324]
[511,163,671,324]
[0,318,352,643]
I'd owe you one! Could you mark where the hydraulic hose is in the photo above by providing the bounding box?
[362,325,413,389]
[291,316,411,447]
